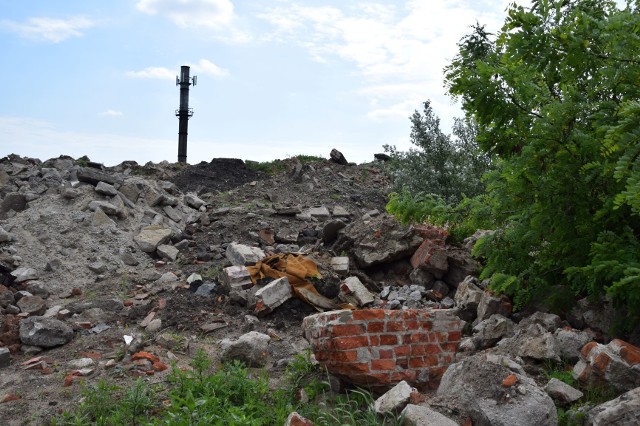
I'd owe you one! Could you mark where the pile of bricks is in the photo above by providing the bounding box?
[302,308,462,390]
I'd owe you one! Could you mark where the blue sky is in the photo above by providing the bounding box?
[1,0,524,166]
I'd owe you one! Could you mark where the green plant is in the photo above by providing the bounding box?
[245,159,287,176]
[52,379,156,426]
[444,0,640,323]
[383,101,492,205]
[386,191,494,244]
[294,154,325,164]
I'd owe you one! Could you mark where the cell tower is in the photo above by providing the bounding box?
[175,65,197,163]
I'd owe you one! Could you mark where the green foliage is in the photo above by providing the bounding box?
[384,101,492,204]
[245,159,287,175]
[386,191,494,244]
[445,0,640,323]
[54,348,402,425]
[52,379,156,426]
[295,154,326,164]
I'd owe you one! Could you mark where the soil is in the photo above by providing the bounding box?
[0,155,394,425]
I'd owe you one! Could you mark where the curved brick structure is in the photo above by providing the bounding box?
[302,308,462,390]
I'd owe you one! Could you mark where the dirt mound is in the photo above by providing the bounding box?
[171,158,268,194]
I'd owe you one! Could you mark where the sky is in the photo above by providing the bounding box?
[1,0,527,166]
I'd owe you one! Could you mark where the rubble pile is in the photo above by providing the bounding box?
[1,151,639,425]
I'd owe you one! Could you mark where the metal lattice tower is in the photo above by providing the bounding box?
[175,65,197,163]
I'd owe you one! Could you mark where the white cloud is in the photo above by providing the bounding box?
[125,66,175,80]
[191,59,229,77]
[136,0,234,29]
[259,1,511,124]
[98,109,123,117]
[126,59,229,80]
[0,16,95,43]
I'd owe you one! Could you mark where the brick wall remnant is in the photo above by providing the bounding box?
[302,308,463,390]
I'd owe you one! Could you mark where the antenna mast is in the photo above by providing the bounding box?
[175,65,197,163]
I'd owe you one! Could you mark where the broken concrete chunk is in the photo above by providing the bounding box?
[92,207,116,227]
[339,276,374,307]
[163,205,183,223]
[11,267,39,283]
[400,404,458,426]
[220,331,271,367]
[330,257,349,275]
[19,316,74,348]
[77,167,121,186]
[587,386,640,426]
[373,380,412,415]
[0,192,28,219]
[87,261,107,274]
[329,148,348,165]
[88,200,120,217]
[144,189,164,207]
[17,295,47,316]
[306,206,331,220]
[157,244,179,262]
[255,277,293,315]
[223,265,253,290]
[332,205,351,217]
[0,226,16,243]
[226,243,265,266]
[545,378,583,404]
[134,225,172,253]
[184,193,206,210]
[95,181,118,196]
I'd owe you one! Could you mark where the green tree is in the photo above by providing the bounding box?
[384,100,491,204]
[445,0,640,325]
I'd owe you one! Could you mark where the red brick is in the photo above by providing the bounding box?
[329,351,359,363]
[369,335,380,346]
[411,345,427,356]
[379,349,394,359]
[394,345,410,357]
[404,320,419,330]
[402,334,413,344]
[581,341,598,359]
[428,365,448,381]
[502,374,517,387]
[392,371,417,383]
[401,310,419,320]
[386,321,405,332]
[447,331,462,342]
[614,339,640,365]
[409,357,428,368]
[367,322,385,333]
[425,355,439,366]
[315,352,330,362]
[429,331,447,343]
[380,334,398,345]
[350,373,391,385]
[412,224,448,240]
[334,336,369,350]
[441,342,459,353]
[419,321,433,331]
[353,309,386,320]
[411,333,429,343]
[425,345,441,355]
[331,324,365,337]
[332,362,370,374]
[592,352,612,374]
[396,357,409,369]
[371,359,396,371]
